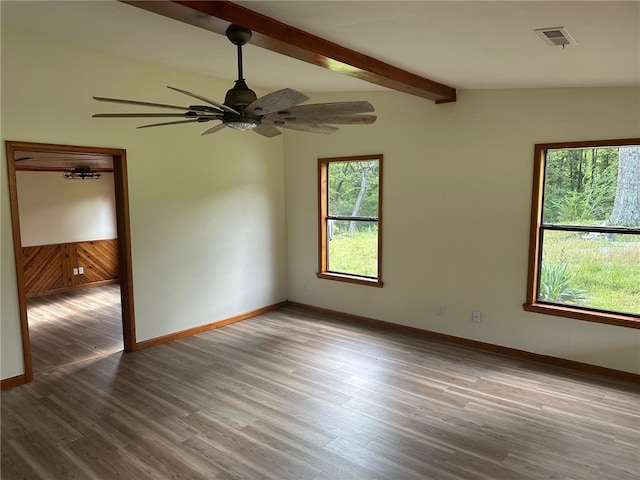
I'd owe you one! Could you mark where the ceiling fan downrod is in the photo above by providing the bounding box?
[223,25,259,129]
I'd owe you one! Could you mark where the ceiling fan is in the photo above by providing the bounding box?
[93,25,376,137]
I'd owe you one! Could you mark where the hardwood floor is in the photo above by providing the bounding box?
[26,284,123,373]
[2,307,638,479]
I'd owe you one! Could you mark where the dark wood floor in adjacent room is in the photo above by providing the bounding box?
[2,307,638,479]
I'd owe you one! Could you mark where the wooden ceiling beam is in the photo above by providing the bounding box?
[122,0,456,103]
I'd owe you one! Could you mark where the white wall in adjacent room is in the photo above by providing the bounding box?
[16,171,117,246]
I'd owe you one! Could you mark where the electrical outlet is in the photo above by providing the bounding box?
[303,281,308,291]
[78,267,84,274]
[73,268,79,275]
[472,310,482,323]
[436,305,446,316]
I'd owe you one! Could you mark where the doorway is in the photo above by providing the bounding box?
[5,141,136,383]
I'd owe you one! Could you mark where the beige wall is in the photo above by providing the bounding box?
[2,26,639,381]
[1,29,287,379]
[16,171,117,246]
[284,88,640,374]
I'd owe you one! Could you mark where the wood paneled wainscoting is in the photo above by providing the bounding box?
[22,239,118,298]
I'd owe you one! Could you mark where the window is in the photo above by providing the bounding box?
[524,139,640,328]
[318,154,383,286]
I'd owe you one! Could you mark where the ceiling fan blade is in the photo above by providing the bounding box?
[201,123,227,136]
[264,114,376,125]
[167,86,239,115]
[93,113,196,118]
[252,123,282,138]
[93,96,192,112]
[280,101,375,117]
[279,123,339,134]
[136,119,203,129]
[245,88,309,116]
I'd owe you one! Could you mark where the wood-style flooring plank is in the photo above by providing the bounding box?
[2,307,638,479]
[26,284,123,373]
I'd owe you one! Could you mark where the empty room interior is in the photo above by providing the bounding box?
[15,164,123,373]
[1,1,639,479]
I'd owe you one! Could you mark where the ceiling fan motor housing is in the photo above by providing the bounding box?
[224,79,260,129]
[225,80,258,107]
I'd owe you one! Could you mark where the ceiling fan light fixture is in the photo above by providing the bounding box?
[64,167,102,180]
[226,120,259,131]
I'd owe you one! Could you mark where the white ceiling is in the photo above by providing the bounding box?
[2,1,639,96]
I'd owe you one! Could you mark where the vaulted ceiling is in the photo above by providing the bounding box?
[3,0,638,99]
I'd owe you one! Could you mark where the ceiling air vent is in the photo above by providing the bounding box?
[535,27,577,47]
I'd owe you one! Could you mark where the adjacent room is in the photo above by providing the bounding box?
[16,164,123,372]
[1,1,638,479]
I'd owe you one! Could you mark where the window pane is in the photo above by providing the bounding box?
[327,220,378,277]
[328,160,379,217]
[542,146,640,227]
[538,230,640,315]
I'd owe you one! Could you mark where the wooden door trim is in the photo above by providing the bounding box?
[4,141,136,385]
[112,148,137,351]
[5,142,33,383]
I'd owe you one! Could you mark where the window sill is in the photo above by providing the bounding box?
[317,272,383,288]
[523,302,640,329]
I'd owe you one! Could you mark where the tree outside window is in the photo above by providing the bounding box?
[525,139,640,328]
[318,154,383,286]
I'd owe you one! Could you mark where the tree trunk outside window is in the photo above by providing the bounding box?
[349,162,374,232]
[609,146,640,227]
